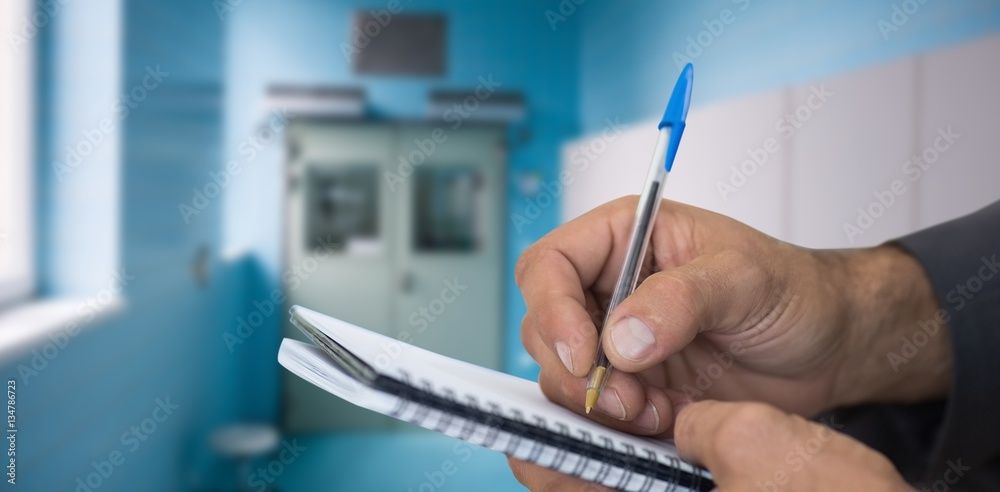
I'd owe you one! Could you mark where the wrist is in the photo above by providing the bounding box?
[830,245,952,408]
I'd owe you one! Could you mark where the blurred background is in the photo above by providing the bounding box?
[1,0,999,490]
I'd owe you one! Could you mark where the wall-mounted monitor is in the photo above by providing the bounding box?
[352,13,446,76]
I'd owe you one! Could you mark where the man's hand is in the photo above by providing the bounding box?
[510,401,912,491]
[515,196,950,436]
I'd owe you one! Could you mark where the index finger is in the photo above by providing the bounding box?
[515,200,632,376]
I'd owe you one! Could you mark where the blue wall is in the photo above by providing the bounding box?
[223,0,581,381]
[9,0,250,490]
[577,0,1000,133]
[14,2,579,489]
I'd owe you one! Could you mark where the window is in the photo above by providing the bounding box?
[0,0,36,306]
[305,164,379,252]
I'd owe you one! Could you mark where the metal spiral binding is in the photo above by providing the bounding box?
[613,443,637,490]
[640,449,659,492]
[481,402,504,448]
[571,429,593,477]
[434,388,457,432]
[550,422,572,470]
[384,369,704,491]
[388,370,414,418]
[592,436,615,483]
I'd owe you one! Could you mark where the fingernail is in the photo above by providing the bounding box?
[610,317,655,361]
[555,341,573,374]
[635,401,660,432]
[596,388,626,420]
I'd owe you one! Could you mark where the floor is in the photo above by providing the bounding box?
[272,429,525,491]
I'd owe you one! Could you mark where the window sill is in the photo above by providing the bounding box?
[0,297,124,361]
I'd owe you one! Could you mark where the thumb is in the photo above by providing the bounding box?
[674,401,906,491]
[673,400,798,484]
[602,250,781,372]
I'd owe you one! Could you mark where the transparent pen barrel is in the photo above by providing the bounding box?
[589,127,672,390]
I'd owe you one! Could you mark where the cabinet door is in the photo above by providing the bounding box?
[392,126,505,375]
[282,121,398,432]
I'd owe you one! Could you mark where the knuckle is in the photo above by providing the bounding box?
[557,371,579,400]
[537,370,558,400]
[712,403,783,449]
[519,315,536,356]
[657,273,697,306]
[594,195,639,219]
[603,194,638,209]
[537,370,573,405]
[515,246,561,289]
[514,245,541,287]
[648,273,702,327]
[673,404,700,445]
[616,195,640,209]
[868,453,898,476]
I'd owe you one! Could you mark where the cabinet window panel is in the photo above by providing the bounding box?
[413,167,482,252]
[305,165,379,253]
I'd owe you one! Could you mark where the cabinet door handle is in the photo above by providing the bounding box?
[400,271,415,293]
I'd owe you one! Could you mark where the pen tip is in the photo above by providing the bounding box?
[585,389,599,414]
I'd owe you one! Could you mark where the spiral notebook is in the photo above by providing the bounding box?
[278,306,714,492]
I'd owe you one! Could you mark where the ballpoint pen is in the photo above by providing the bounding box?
[585,63,694,414]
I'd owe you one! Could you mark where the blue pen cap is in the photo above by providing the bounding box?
[658,63,693,171]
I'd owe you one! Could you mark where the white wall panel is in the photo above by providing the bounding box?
[918,35,1000,228]
[788,58,917,249]
[562,89,789,241]
[562,34,1000,250]
[561,117,658,223]
[668,89,789,240]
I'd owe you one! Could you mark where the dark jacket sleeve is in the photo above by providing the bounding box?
[831,200,1000,490]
